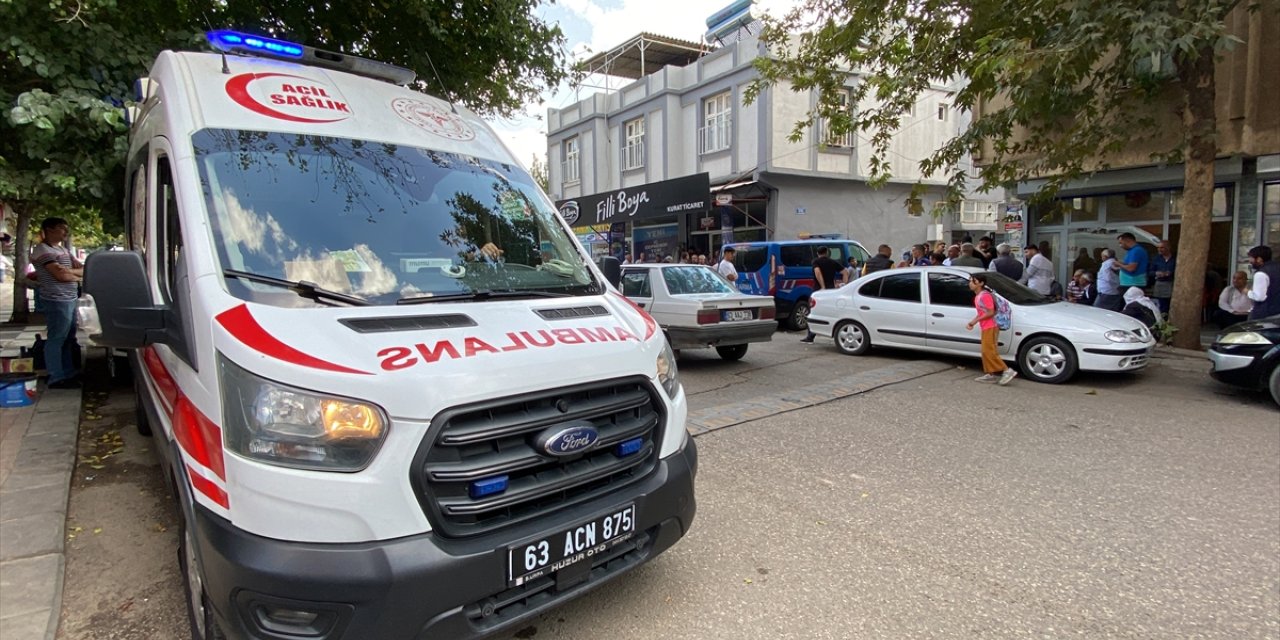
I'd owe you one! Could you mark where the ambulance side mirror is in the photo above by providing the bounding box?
[596,256,621,289]
[82,251,167,349]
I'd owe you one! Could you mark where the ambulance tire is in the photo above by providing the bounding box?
[179,518,226,640]
[133,380,152,437]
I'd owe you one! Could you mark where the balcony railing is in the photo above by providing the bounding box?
[561,159,579,185]
[622,143,644,171]
[953,201,998,225]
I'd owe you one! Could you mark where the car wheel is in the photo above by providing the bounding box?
[715,344,749,361]
[787,299,810,331]
[1017,335,1078,384]
[834,320,870,355]
[179,518,226,640]
[1268,365,1280,408]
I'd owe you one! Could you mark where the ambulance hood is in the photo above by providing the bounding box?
[210,292,664,420]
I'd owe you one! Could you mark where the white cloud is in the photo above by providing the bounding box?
[487,0,795,174]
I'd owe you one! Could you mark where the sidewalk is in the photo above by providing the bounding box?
[0,287,82,640]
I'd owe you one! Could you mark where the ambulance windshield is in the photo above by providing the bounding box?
[192,129,599,307]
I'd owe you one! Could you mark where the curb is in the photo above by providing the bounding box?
[0,386,81,640]
[686,359,952,436]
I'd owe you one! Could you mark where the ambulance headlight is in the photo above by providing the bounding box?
[219,358,388,472]
[656,340,680,398]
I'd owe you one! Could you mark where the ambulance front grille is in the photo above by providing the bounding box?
[411,377,664,538]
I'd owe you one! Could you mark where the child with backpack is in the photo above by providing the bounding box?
[966,273,1017,385]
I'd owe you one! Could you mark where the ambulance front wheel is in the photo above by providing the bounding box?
[180,521,226,640]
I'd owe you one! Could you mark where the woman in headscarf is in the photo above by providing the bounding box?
[1121,286,1162,328]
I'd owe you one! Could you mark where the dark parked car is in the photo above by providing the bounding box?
[1207,314,1280,407]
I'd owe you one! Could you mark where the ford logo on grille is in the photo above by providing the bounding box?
[536,424,599,457]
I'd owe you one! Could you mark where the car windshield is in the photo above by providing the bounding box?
[662,266,737,295]
[980,271,1052,305]
[192,129,596,307]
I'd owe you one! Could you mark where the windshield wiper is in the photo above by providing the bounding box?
[223,269,370,307]
[397,289,573,305]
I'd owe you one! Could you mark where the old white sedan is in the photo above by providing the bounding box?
[621,264,776,360]
[807,266,1156,383]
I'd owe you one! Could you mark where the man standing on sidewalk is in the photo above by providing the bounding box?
[30,217,82,389]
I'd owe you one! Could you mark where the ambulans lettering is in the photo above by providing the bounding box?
[225,72,353,124]
[378,325,641,371]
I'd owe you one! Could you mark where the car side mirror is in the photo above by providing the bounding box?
[596,256,621,289]
[81,251,167,349]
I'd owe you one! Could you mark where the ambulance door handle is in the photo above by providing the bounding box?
[932,313,945,318]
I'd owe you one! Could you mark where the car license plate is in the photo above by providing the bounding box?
[723,309,753,322]
[507,504,636,587]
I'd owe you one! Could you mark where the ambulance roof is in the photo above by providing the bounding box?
[156,51,516,164]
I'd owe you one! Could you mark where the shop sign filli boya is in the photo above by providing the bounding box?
[556,173,711,226]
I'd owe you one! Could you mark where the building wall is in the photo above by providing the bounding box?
[764,173,943,251]
[546,32,993,245]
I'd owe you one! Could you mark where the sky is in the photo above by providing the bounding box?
[484,0,793,171]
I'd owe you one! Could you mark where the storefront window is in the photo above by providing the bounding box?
[1029,200,1065,226]
[1264,182,1280,248]
[1169,186,1231,218]
[1105,190,1168,222]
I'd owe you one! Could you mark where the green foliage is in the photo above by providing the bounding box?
[1,0,568,233]
[747,0,1256,208]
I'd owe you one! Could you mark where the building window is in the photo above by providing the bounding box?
[821,90,853,148]
[937,103,949,121]
[622,118,645,170]
[562,137,580,185]
[699,92,732,155]
[1264,182,1280,249]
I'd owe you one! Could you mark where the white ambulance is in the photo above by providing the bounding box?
[81,31,696,640]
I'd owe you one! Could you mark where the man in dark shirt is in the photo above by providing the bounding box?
[801,246,845,343]
[863,244,895,274]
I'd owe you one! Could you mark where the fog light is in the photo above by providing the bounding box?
[253,602,336,636]
[1118,357,1130,367]
[266,608,319,626]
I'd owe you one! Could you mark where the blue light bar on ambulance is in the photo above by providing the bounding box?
[204,29,418,86]
[208,30,304,58]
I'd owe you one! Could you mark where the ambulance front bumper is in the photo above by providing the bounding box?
[193,438,697,640]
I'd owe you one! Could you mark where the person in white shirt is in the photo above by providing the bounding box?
[716,247,738,282]
[1019,244,1055,296]
[1215,270,1253,328]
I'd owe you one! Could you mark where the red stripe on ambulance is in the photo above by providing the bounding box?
[186,466,229,510]
[139,346,229,509]
[216,304,372,375]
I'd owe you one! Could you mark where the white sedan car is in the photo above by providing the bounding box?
[807,266,1155,383]
[621,263,776,360]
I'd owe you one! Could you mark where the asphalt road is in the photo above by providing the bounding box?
[55,334,1280,639]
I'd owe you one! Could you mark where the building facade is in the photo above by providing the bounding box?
[546,31,997,262]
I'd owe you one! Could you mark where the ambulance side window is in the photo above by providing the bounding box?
[155,158,183,304]
[126,158,147,257]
